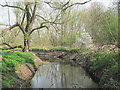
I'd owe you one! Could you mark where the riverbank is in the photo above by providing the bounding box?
[32,47,119,88]
[1,46,119,88]
[1,50,48,88]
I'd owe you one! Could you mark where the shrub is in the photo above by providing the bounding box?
[89,52,119,88]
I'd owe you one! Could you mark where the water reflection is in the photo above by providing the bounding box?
[31,62,97,88]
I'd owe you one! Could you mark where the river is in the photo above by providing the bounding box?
[30,61,98,88]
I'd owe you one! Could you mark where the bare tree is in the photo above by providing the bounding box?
[0,0,91,52]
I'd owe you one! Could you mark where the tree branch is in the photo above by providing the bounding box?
[62,0,71,7]
[17,24,26,35]
[44,0,91,11]
[63,0,92,11]
[0,23,19,35]
[30,2,37,23]
[21,13,26,25]
[0,43,12,48]
[29,2,37,31]
[36,14,63,25]
[0,43,23,50]
[0,4,25,11]
[30,25,48,35]
[44,1,61,10]
[0,23,25,35]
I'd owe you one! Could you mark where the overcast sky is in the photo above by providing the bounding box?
[0,0,118,28]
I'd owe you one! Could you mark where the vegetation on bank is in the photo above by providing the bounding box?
[80,49,119,88]
[1,47,119,88]
[1,50,35,88]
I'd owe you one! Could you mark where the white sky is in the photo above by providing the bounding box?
[0,0,118,28]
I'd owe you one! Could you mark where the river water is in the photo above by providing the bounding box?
[30,62,98,88]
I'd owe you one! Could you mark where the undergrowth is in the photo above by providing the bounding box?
[1,50,35,88]
[89,52,119,88]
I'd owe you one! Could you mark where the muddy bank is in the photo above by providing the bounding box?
[2,51,49,88]
[32,49,78,61]
[32,49,89,67]
[14,56,49,88]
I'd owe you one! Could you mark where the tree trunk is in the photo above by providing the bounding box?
[23,35,30,52]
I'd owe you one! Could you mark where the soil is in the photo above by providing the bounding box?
[9,55,49,88]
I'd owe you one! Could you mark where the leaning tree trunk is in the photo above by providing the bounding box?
[23,34,30,52]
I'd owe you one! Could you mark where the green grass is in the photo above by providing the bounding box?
[89,52,119,88]
[1,50,35,88]
[2,50,35,73]
[78,49,119,88]
[47,47,66,50]
[2,74,18,88]
[79,49,94,54]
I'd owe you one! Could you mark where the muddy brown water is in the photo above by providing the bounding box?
[30,62,98,88]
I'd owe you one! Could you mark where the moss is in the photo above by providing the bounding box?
[1,50,35,88]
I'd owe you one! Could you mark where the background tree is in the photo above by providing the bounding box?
[0,0,91,51]
[83,2,118,46]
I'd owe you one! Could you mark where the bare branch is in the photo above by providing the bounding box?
[30,2,37,23]
[17,24,26,35]
[63,0,92,11]
[44,1,61,10]
[21,13,26,25]
[0,23,18,35]
[36,14,63,25]
[44,0,91,11]
[62,0,71,7]
[29,2,37,31]
[36,15,48,22]
[0,4,25,11]
[0,23,25,35]
[0,43,12,48]
[0,43,23,50]
[30,25,48,35]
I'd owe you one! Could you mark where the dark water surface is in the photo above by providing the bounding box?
[31,62,98,88]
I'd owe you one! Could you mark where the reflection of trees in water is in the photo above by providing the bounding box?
[47,63,62,88]
[31,62,98,88]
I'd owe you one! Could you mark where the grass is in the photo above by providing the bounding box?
[89,52,119,88]
[47,47,66,51]
[1,50,35,88]
[2,74,18,88]
[77,49,119,88]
